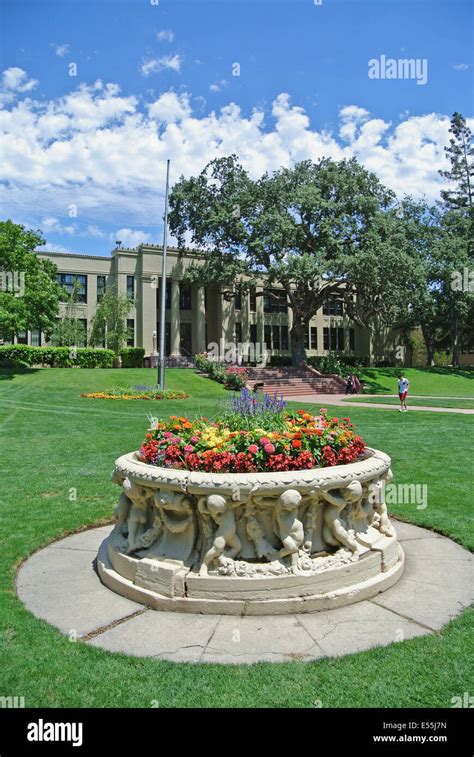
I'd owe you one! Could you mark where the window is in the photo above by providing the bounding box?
[126,276,135,300]
[264,324,271,348]
[235,322,242,344]
[156,280,171,310]
[272,325,280,350]
[97,275,106,301]
[337,327,344,351]
[323,327,343,351]
[323,296,344,316]
[180,322,192,355]
[249,288,257,313]
[57,273,87,303]
[31,329,41,347]
[126,319,135,347]
[310,327,317,350]
[263,288,287,313]
[250,324,257,345]
[303,327,309,349]
[323,327,329,350]
[17,331,28,344]
[349,328,355,351]
[179,282,192,310]
[235,291,242,311]
[281,325,289,351]
[77,319,87,347]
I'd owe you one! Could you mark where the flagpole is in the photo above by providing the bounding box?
[158,159,170,389]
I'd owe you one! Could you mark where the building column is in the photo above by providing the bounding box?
[139,276,157,356]
[256,285,264,345]
[195,285,206,354]
[219,287,234,352]
[170,278,181,356]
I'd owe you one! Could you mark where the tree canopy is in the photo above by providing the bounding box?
[0,220,61,340]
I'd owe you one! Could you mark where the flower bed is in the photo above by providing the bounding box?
[194,353,248,389]
[81,388,189,400]
[138,388,365,472]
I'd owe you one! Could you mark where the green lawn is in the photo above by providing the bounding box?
[0,367,473,708]
[345,396,474,410]
[358,366,474,396]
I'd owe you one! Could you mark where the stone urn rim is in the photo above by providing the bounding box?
[113,447,391,493]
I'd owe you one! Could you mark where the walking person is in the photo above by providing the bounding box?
[397,374,410,412]
[345,373,353,395]
[352,373,361,394]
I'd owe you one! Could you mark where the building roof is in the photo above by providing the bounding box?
[35,243,204,260]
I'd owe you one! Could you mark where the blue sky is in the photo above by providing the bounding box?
[1,0,473,255]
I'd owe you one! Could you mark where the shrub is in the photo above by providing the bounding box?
[224,366,248,390]
[307,354,344,376]
[269,355,293,366]
[195,353,214,372]
[0,345,114,368]
[119,347,145,368]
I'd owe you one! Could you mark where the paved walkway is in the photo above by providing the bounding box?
[288,393,474,414]
[15,522,474,664]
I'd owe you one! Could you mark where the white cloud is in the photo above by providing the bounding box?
[148,91,191,122]
[210,80,228,93]
[140,54,182,76]
[41,216,77,235]
[157,30,174,43]
[112,229,151,248]
[87,225,105,238]
[1,76,470,243]
[37,242,71,253]
[2,67,38,93]
[51,43,70,57]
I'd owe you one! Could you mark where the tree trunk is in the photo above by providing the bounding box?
[421,325,435,367]
[452,321,461,366]
[290,321,307,368]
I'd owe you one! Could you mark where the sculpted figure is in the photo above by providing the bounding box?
[198,494,241,576]
[370,470,396,537]
[321,481,362,558]
[303,497,324,555]
[272,489,304,570]
[112,472,130,536]
[155,489,193,533]
[137,506,163,549]
[245,504,279,560]
[125,479,153,554]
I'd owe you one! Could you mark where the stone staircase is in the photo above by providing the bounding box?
[245,365,346,397]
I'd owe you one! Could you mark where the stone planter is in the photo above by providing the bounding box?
[97,448,404,614]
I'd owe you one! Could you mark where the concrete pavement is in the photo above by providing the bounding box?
[15,522,474,664]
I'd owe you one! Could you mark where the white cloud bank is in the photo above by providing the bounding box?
[0,69,472,240]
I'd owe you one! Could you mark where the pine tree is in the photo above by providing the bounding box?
[439,112,473,211]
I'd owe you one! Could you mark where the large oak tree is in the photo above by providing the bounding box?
[168,155,415,365]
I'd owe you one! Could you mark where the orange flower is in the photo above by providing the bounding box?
[292,440,302,449]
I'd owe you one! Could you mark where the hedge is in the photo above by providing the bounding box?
[119,347,145,368]
[0,345,115,368]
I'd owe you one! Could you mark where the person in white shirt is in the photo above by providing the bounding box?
[397,375,410,412]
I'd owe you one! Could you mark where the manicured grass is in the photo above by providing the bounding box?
[358,367,474,396]
[345,396,474,410]
[0,367,473,708]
